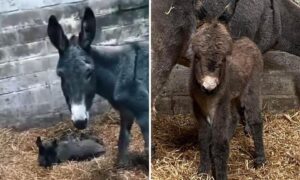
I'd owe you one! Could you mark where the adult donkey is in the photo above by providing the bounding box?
[152,0,300,111]
[47,7,149,166]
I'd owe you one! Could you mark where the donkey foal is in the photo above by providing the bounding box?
[189,19,266,179]
[36,135,105,167]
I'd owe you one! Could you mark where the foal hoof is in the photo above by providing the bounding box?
[254,156,266,168]
[198,165,210,175]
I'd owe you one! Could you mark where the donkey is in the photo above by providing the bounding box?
[36,135,105,167]
[151,0,300,113]
[188,5,266,180]
[47,7,149,166]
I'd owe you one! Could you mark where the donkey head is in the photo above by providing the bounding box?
[36,137,59,167]
[191,21,232,93]
[190,1,238,93]
[47,7,96,129]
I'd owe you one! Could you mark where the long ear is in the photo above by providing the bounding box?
[52,139,58,148]
[218,0,239,23]
[36,137,43,147]
[79,7,96,50]
[195,0,207,21]
[47,15,69,54]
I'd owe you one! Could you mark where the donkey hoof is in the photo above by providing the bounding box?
[244,125,251,137]
[116,157,131,168]
[116,161,128,168]
[254,156,266,168]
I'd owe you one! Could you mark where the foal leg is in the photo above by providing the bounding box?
[228,103,239,139]
[117,110,134,166]
[242,83,266,168]
[211,101,231,180]
[193,101,212,174]
[237,103,251,136]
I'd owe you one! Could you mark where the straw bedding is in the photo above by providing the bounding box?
[152,110,300,180]
[0,113,148,180]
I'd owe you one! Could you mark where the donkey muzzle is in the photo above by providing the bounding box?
[71,103,89,130]
[201,76,219,91]
[73,119,87,130]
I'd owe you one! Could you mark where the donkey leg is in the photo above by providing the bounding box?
[134,111,149,169]
[117,110,134,166]
[151,50,178,117]
[236,103,251,136]
[211,102,231,180]
[193,101,212,174]
[242,86,266,168]
[136,111,149,154]
[228,103,239,140]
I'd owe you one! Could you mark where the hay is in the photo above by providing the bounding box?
[152,110,300,180]
[0,113,148,180]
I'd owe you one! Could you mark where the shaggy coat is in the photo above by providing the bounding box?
[189,20,266,179]
[151,0,300,108]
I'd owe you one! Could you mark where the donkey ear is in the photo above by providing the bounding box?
[47,15,69,54]
[36,137,43,147]
[52,139,58,148]
[218,0,239,24]
[79,7,96,50]
[195,0,207,21]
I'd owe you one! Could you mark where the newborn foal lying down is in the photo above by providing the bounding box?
[36,134,105,167]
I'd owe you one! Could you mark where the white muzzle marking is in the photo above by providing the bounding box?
[202,76,219,91]
[71,102,89,122]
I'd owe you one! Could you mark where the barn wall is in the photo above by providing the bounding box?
[0,0,149,129]
[156,51,300,115]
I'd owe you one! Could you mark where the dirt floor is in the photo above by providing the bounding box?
[152,110,300,180]
[0,113,148,180]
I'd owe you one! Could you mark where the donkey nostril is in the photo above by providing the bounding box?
[74,120,87,130]
[202,81,217,91]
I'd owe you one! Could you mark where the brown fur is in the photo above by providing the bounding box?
[189,20,266,179]
[151,0,300,111]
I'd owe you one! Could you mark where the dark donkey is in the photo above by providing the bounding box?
[189,3,266,179]
[47,7,149,166]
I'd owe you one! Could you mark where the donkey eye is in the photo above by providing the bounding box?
[57,69,64,77]
[86,71,92,80]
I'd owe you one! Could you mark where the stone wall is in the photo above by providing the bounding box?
[156,51,300,115]
[0,0,149,129]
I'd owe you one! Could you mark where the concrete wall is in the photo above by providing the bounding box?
[156,51,300,115]
[0,0,149,129]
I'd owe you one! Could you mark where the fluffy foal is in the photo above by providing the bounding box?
[189,19,266,179]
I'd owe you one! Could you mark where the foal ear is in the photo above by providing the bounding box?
[195,0,207,21]
[79,7,96,50]
[218,0,239,24]
[47,15,69,54]
[52,139,58,148]
[36,137,43,147]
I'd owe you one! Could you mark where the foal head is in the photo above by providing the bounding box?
[190,0,237,93]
